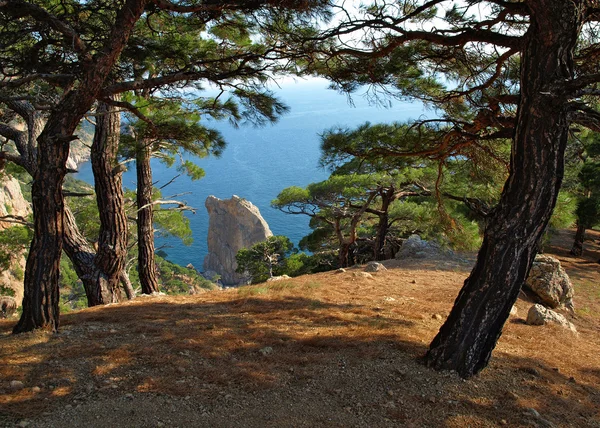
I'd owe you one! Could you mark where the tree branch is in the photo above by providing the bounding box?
[0,1,91,62]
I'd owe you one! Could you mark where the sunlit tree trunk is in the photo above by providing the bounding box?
[136,140,160,294]
[89,98,128,303]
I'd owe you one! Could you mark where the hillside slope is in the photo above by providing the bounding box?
[1,230,599,427]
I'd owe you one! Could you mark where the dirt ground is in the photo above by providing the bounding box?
[1,229,599,427]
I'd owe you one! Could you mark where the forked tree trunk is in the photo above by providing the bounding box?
[12,0,147,333]
[570,223,585,257]
[3,100,129,307]
[136,141,160,294]
[424,0,583,378]
[90,99,127,304]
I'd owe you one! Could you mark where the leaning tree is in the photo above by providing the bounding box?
[299,0,600,377]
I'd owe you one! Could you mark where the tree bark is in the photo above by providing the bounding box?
[424,0,584,378]
[121,271,135,299]
[570,223,585,257]
[374,189,393,261]
[89,98,127,304]
[13,135,69,333]
[338,241,351,268]
[136,141,160,294]
[63,206,97,298]
[13,0,147,333]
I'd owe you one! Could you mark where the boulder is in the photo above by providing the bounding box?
[395,235,448,260]
[525,254,574,310]
[0,296,17,317]
[266,275,291,282]
[365,262,387,272]
[526,304,577,333]
[352,272,374,280]
[203,195,272,286]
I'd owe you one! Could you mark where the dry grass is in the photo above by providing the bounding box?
[0,230,599,427]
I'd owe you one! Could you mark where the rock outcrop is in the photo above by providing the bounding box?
[67,139,92,170]
[395,235,450,260]
[364,261,387,272]
[203,195,272,286]
[526,304,577,333]
[0,175,30,306]
[0,296,17,317]
[0,175,30,229]
[524,254,574,311]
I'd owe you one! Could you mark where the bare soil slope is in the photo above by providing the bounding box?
[1,230,599,427]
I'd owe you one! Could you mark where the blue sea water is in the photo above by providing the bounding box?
[75,78,426,268]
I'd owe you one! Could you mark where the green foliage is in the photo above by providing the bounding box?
[575,197,600,229]
[156,255,216,295]
[549,192,578,230]
[563,130,600,233]
[236,236,295,283]
[58,256,87,312]
[154,207,193,247]
[0,285,15,297]
[0,226,32,271]
[11,264,24,281]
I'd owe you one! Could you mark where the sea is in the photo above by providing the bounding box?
[75,78,426,268]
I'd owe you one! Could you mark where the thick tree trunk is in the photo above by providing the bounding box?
[13,136,69,333]
[424,0,583,378]
[570,223,585,256]
[136,142,160,294]
[90,99,127,304]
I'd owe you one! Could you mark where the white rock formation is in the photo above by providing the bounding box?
[365,261,387,272]
[0,175,30,229]
[526,304,577,333]
[525,254,574,311]
[203,195,272,286]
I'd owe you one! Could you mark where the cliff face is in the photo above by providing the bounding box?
[203,195,272,286]
[0,175,30,229]
[66,137,92,170]
[0,175,31,306]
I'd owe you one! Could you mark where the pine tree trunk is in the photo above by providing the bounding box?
[570,223,585,257]
[63,206,97,299]
[90,99,127,303]
[121,271,135,300]
[13,136,69,333]
[136,141,160,294]
[424,0,583,378]
[374,191,392,261]
[339,242,351,268]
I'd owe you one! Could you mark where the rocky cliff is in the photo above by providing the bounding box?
[0,175,31,306]
[203,195,272,286]
[0,175,30,229]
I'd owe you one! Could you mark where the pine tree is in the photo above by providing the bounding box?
[301,0,599,377]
